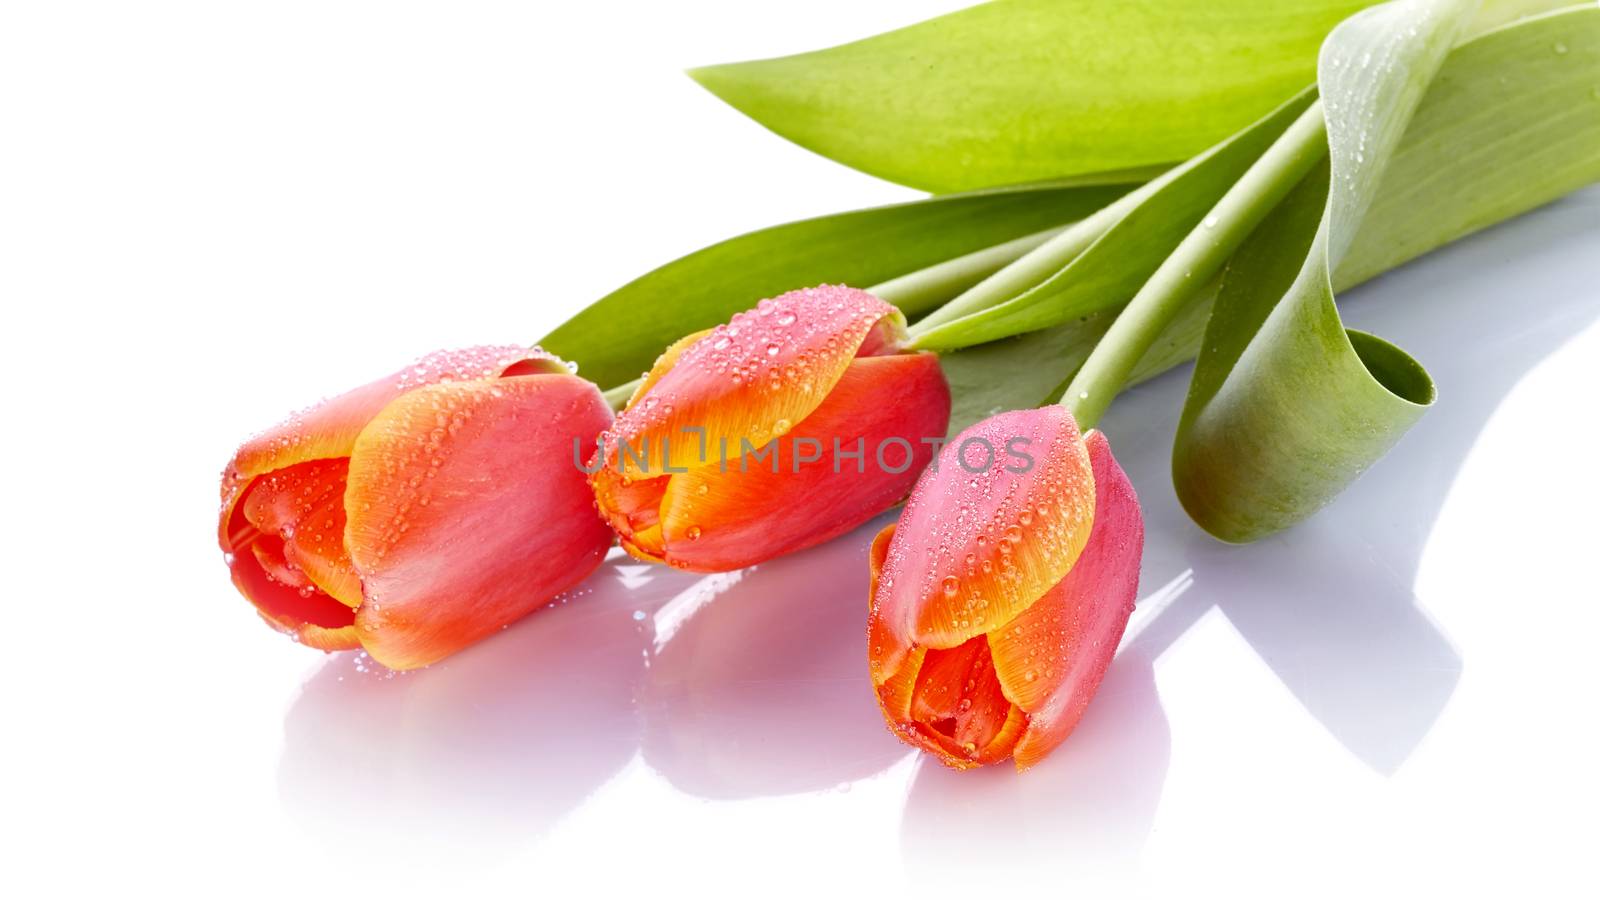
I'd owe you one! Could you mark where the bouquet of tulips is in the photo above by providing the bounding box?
[218,0,1600,770]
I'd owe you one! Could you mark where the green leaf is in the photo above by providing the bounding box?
[909,89,1317,352]
[690,0,1377,192]
[943,4,1600,448]
[538,178,1136,390]
[1172,2,1600,542]
[1337,4,1600,285]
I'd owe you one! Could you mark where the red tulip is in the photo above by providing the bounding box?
[867,406,1144,770]
[591,285,950,572]
[218,346,613,669]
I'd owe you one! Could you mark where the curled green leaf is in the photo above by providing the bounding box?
[946,5,1600,450]
[1173,2,1600,542]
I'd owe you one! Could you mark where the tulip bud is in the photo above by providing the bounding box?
[591,285,951,572]
[218,346,614,670]
[867,406,1143,769]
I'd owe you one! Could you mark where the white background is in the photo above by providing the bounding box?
[4,2,1598,897]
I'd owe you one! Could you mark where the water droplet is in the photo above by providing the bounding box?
[686,525,703,541]
[1203,214,1218,228]
[632,610,647,622]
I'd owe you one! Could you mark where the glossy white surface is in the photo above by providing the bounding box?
[6,3,1597,897]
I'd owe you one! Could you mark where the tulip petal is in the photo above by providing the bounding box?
[874,634,1027,770]
[220,456,365,636]
[234,457,362,607]
[226,548,359,651]
[592,474,670,562]
[655,352,949,571]
[248,537,311,589]
[343,373,614,669]
[868,524,940,762]
[868,523,923,719]
[218,345,560,546]
[602,286,900,478]
[982,704,1029,764]
[223,346,538,489]
[580,328,717,526]
[628,328,714,408]
[874,406,1096,651]
[910,638,1016,757]
[876,518,1024,762]
[283,489,364,609]
[238,457,347,539]
[997,430,1144,770]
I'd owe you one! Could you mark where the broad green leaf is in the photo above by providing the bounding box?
[1172,2,1600,542]
[537,179,1135,390]
[910,90,1317,352]
[690,0,1377,192]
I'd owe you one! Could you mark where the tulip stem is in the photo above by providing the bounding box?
[602,380,638,411]
[869,227,1065,319]
[1061,101,1329,429]
[905,185,1154,337]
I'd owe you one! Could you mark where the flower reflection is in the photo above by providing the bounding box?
[277,553,698,865]
[639,517,911,798]
[900,649,1169,880]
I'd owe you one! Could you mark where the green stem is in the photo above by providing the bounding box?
[1062,100,1329,429]
[868,227,1064,318]
[602,380,637,411]
[906,184,1154,338]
